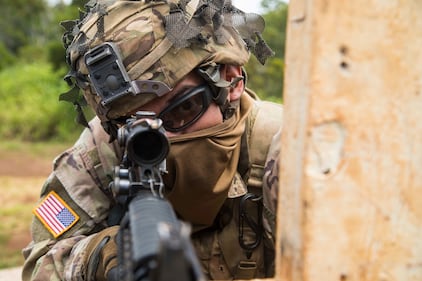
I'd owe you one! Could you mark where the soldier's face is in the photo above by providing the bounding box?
[138,71,224,136]
[137,65,244,136]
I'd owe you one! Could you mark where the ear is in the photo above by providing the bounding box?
[222,65,244,102]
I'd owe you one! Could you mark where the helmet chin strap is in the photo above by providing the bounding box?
[197,64,244,120]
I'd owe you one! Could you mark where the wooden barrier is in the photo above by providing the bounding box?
[276,0,422,280]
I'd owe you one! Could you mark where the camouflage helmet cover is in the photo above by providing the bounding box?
[62,0,273,126]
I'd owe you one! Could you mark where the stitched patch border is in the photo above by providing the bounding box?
[33,191,80,238]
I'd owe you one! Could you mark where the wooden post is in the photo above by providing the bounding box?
[276,0,422,281]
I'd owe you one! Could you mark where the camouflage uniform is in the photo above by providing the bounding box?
[22,1,282,280]
[22,90,282,280]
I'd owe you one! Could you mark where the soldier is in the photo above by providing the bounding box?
[22,0,282,280]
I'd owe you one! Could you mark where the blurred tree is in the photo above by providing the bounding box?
[47,1,85,70]
[71,0,88,9]
[244,0,287,103]
[0,0,85,69]
[0,42,16,71]
[0,0,47,55]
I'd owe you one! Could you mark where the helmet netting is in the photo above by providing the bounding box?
[60,0,274,133]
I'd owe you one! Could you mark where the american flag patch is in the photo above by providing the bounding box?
[33,191,79,238]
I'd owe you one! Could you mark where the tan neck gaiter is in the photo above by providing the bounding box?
[164,93,254,227]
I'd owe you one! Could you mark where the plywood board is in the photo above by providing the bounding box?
[277,1,422,280]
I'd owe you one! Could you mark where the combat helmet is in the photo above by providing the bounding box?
[61,0,274,138]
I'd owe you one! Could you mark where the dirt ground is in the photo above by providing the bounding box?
[0,266,21,281]
[0,149,56,178]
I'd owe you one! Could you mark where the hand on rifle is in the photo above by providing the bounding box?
[84,226,119,281]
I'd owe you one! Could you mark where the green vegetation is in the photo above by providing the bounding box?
[0,139,72,158]
[0,63,85,141]
[0,0,287,142]
[245,0,288,103]
[0,0,86,142]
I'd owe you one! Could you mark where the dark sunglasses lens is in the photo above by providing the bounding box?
[160,90,207,131]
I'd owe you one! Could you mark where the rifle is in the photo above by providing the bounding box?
[110,111,205,281]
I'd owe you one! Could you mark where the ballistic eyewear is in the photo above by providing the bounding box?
[158,84,213,132]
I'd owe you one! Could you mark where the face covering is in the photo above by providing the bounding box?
[163,93,253,227]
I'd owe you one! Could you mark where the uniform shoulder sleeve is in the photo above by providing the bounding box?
[53,116,119,221]
[23,117,120,280]
[22,172,104,281]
